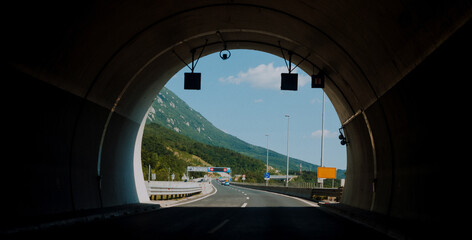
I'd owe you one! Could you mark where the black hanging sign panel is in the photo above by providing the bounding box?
[281,73,298,91]
[184,72,201,90]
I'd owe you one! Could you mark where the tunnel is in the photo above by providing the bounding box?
[3,0,471,238]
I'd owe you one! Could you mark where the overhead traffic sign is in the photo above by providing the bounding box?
[187,166,208,172]
[311,72,325,88]
[208,167,231,173]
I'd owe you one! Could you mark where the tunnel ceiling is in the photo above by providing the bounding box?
[7,0,471,125]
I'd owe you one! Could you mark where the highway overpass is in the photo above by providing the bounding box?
[2,1,470,239]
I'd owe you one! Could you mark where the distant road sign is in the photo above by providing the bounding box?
[317,167,336,179]
[187,166,209,172]
[208,167,231,173]
[264,172,270,180]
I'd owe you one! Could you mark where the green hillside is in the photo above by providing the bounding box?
[142,123,266,182]
[147,87,319,172]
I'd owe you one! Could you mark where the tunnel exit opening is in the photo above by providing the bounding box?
[137,49,347,204]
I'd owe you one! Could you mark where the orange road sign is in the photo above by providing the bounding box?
[317,167,337,179]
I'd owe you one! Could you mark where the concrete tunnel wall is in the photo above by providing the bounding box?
[2,0,471,236]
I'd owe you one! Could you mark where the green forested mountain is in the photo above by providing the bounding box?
[142,123,266,182]
[146,87,318,172]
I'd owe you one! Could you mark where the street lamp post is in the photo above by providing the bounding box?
[265,134,269,186]
[285,115,290,187]
[321,91,325,168]
[320,91,325,188]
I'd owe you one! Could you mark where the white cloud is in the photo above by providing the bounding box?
[219,63,309,89]
[311,129,338,138]
[311,98,321,104]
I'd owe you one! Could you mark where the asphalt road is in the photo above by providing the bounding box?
[9,181,393,240]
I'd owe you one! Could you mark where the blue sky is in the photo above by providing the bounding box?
[165,50,347,170]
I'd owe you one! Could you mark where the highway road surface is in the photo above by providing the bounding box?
[9,181,393,239]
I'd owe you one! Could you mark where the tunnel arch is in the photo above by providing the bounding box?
[4,1,471,238]
[95,6,364,203]
[92,5,376,209]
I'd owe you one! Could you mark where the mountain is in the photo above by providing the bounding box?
[142,123,266,182]
[146,87,319,172]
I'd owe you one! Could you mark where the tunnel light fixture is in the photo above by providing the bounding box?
[217,31,231,60]
[172,40,208,90]
[279,42,310,91]
[339,127,348,145]
[280,50,298,91]
[219,49,231,60]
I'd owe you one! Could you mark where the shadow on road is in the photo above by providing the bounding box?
[6,206,394,240]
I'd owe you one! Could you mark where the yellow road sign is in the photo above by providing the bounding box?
[317,167,337,179]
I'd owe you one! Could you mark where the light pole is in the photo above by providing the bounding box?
[148,164,151,182]
[321,91,325,168]
[319,91,325,188]
[285,115,290,187]
[265,134,269,186]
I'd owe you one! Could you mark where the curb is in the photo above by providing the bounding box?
[2,204,161,235]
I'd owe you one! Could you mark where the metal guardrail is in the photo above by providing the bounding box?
[311,188,343,199]
[145,181,204,200]
[232,182,343,201]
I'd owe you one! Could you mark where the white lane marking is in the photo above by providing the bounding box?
[163,183,218,208]
[244,193,247,195]
[241,202,247,208]
[232,185,319,208]
[282,194,319,207]
[208,219,230,234]
[246,197,250,200]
